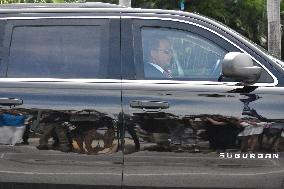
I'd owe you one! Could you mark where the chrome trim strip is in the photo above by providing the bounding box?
[0,78,277,89]
[0,15,278,86]
[121,16,278,87]
[0,7,124,13]
[121,79,273,87]
[0,78,121,83]
[0,16,120,20]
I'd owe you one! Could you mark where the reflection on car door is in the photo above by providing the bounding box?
[0,16,123,188]
[121,16,284,189]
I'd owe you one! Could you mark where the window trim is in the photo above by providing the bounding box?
[140,27,230,81]
[125,16,277,87]
[1,17,114,79]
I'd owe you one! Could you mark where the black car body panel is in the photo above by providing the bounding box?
[122,82,284,188]
[121,11,284,189]
[0,3,283,189]
[0,10,123,188]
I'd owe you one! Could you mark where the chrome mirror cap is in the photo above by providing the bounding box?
[222,52,262,84]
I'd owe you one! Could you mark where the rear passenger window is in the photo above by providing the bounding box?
[7,26,107,78]
[0,20,6,77]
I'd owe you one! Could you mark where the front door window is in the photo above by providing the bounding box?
[141,27,227,80]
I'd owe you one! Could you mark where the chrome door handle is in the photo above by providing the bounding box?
[0,98,23,106]
[130,100,169,109]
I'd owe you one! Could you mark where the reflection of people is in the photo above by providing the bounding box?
[37,111,71,152]
[21,115,36,145]
[144,37,173,78]
[204,116,241,151]
[238,118,268,152]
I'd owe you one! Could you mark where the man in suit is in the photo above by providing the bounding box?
[144,37,173,78]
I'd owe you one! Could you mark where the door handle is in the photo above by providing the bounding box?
[0,98,23,106]
[130,100,169,109]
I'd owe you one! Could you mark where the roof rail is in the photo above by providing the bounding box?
[0,2,124,9]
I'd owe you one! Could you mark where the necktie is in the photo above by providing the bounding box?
[163,69,172,78]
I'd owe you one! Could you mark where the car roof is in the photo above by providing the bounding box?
[0,2,124,9]
[0,2,271,64]
[0,3,217,28]
[0,2,208,21]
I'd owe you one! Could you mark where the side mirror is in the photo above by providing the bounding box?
[222,52,262,84]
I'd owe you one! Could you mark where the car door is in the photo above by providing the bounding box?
[0,14,123,188]
[121,15,284,189]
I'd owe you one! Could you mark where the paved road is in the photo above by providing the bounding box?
[0,145,284,188]
[0,145,122,188]
[123,151,284,188]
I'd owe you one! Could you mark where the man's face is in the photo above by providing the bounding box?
[150,39,172,69]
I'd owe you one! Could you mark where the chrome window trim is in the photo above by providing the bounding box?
[0,78,276,89]
[122,16,278,87]
[0,78,274,88]
[0,16,278,87]
[0,78,121,83]
[0,78,122,89]
[0,16,120,20]
[121,80,276,88]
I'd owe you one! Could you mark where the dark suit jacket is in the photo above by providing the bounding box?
[144,63,166,78]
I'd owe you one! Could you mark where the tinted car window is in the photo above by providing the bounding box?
[7,26,106,78]
[142,27,227,79]
[0,20,6,77]
[141,27,273,83]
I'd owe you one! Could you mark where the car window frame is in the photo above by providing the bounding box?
[140,26,229,80]
[1,16,120,79]
[129,17,277,86]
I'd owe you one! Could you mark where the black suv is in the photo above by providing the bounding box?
[0,3,283,189]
